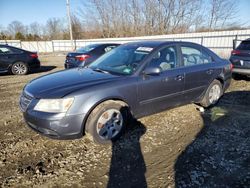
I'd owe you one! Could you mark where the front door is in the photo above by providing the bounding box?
[137,45,185,117]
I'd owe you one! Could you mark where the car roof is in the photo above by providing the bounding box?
[92,43,120,47]
[243,38,250,42]
[0,44,9,47]
[123,40,201,48]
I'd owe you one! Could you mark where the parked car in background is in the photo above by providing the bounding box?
[0,44,40,75]
[230,38,250,77]
[64,43,120,69]
[20,41,232,144]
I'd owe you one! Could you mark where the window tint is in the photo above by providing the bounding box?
[89,45,151,75]
[147,46,177,71]
[181,46,212,66]
[11,47,23,54]
[76,44,100,53]
[0,47,12,54]
[237,41,250,50]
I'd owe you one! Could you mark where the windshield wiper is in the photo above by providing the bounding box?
[92,68,110,74]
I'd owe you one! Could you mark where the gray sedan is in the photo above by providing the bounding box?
[20,41,232,144]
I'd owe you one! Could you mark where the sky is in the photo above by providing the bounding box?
[0,0,81,27]
[0,0,249,28]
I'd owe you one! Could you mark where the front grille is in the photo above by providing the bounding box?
[19,91,33,112]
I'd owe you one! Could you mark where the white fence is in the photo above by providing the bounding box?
[1,29,250,57]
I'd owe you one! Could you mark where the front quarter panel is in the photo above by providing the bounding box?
[66,76,138,118]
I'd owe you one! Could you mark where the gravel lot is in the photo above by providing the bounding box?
[0,54,249,187]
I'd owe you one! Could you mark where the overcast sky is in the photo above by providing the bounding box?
[0,0,249,28]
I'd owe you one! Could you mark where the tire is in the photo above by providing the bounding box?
[200,80,223,108]
[85,100,129,144]
[11,62,28,75]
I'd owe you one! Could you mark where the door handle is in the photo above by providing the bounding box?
[206,69,214,74]
[175,75,184,81]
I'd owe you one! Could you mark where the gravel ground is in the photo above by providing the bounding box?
[0,54,249,187]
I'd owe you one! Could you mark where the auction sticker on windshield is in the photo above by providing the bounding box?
[136,47,153,52]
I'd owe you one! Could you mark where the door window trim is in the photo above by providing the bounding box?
[143,44,180,73]
[179,44,214,68]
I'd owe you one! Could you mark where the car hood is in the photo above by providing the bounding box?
[24,68,123,98]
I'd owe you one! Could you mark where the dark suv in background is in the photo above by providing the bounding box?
[65,43,120,69]
[230,38,250,77]
[0,44,40,75]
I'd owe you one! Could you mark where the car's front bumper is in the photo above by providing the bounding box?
[23,110,86,140]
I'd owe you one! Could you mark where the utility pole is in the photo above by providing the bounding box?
[66,0,74,50]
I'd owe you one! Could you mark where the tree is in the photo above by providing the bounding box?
[46,18,66,40]
[15,32,25,40]
[7,21,26,37]
[206,0,238,30]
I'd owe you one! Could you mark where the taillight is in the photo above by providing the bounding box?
[30,53,38,58]
[230,63,233,71]
[231,50,241,55]
[75,54,90,61]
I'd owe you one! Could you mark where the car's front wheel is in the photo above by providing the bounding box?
[200,80,223,108]
[85,100,128,144]
[11,62,28,75]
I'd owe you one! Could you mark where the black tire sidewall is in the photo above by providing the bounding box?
[86,102,128,144]
[11,62,28,75]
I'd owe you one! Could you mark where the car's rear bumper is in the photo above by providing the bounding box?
[28,59,41,69]
[23,110,86,140]
[232,68,250,75]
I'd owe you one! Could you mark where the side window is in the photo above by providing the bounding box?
[147,46,177,72]
[181,46,212,66]
[0,47,12,54]
[202,50,213,64]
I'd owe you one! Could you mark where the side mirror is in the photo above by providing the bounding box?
[143,67,161,76]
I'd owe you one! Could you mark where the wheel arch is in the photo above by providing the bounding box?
[9,60,29,74]
[215,76,225,89]
[81,97,132,134]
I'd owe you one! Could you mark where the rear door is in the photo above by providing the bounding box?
[0,46,14,71]
[179,44,218,102]
[137,45,185,117]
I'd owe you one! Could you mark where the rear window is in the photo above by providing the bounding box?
[237,41,250,50]
[76,44,100,53]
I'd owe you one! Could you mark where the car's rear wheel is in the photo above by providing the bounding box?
[85,100,128,144]
[200,80,222,108]
[11,62,28,75]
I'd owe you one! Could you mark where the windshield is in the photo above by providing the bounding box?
[76,44,100,53]
[89,45,153,75]
[237,41,250,50]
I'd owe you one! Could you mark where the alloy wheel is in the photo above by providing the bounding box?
[208,84,221,104]
[96,109,123,140]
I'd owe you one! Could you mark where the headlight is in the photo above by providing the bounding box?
[34,98,74,113]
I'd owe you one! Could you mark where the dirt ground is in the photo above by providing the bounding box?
[0,54,249,188]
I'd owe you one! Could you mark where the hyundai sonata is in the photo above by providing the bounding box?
[20,41,232,144]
